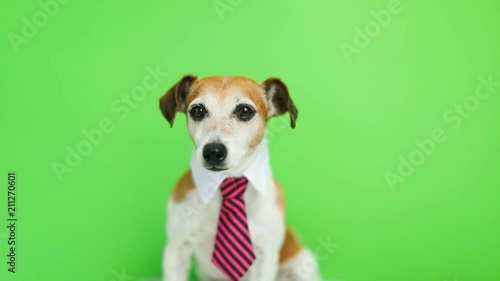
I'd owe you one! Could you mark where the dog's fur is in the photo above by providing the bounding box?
[160,76,321,281]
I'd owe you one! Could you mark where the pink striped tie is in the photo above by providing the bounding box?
[212,177,256,281]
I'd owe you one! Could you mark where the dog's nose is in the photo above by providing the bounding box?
[203,143,227,166]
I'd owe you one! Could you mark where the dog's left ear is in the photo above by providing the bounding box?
[262,78,298,128]
[159,75,197,127]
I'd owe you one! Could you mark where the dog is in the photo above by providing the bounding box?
[159,75,322,281]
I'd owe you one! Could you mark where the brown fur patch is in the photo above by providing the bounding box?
[279,228,303,265]
[275,179,286,213]
[187,76,267,114]
[171,170,195,203]
[276,179,301,264]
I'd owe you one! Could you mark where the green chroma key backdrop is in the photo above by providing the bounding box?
[1,0,500,280]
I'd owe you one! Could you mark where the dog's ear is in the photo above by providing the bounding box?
[262,78,298,128]
[159,75,197,127]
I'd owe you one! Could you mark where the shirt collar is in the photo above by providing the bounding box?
[190,144,271,204]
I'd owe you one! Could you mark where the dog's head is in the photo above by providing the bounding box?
[159,75,297,174]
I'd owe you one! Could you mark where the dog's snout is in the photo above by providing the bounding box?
[203,143,227,166]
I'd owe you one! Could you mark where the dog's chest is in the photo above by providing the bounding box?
[185,183,284,277]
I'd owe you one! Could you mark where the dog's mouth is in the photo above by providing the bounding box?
[206,166,228,172]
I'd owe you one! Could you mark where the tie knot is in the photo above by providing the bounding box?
[220,177,249,199]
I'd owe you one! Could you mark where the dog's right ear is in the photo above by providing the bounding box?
[263,78,298,129]
[159,75,197,127]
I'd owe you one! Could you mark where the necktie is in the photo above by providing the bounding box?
[212,177,256,281]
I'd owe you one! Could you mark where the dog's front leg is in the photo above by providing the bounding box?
[162,235,192,281]
[248,249,280,281]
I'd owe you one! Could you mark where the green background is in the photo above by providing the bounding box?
[1,0,499,281]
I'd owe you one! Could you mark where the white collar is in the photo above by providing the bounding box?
[190,143,271,204]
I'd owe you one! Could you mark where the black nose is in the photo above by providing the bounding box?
[203,143,227,166]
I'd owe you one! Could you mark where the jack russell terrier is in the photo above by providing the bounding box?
[159,75,322,281]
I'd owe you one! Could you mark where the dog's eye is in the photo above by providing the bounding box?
[235,104,255,121]
[189,105,207,121]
